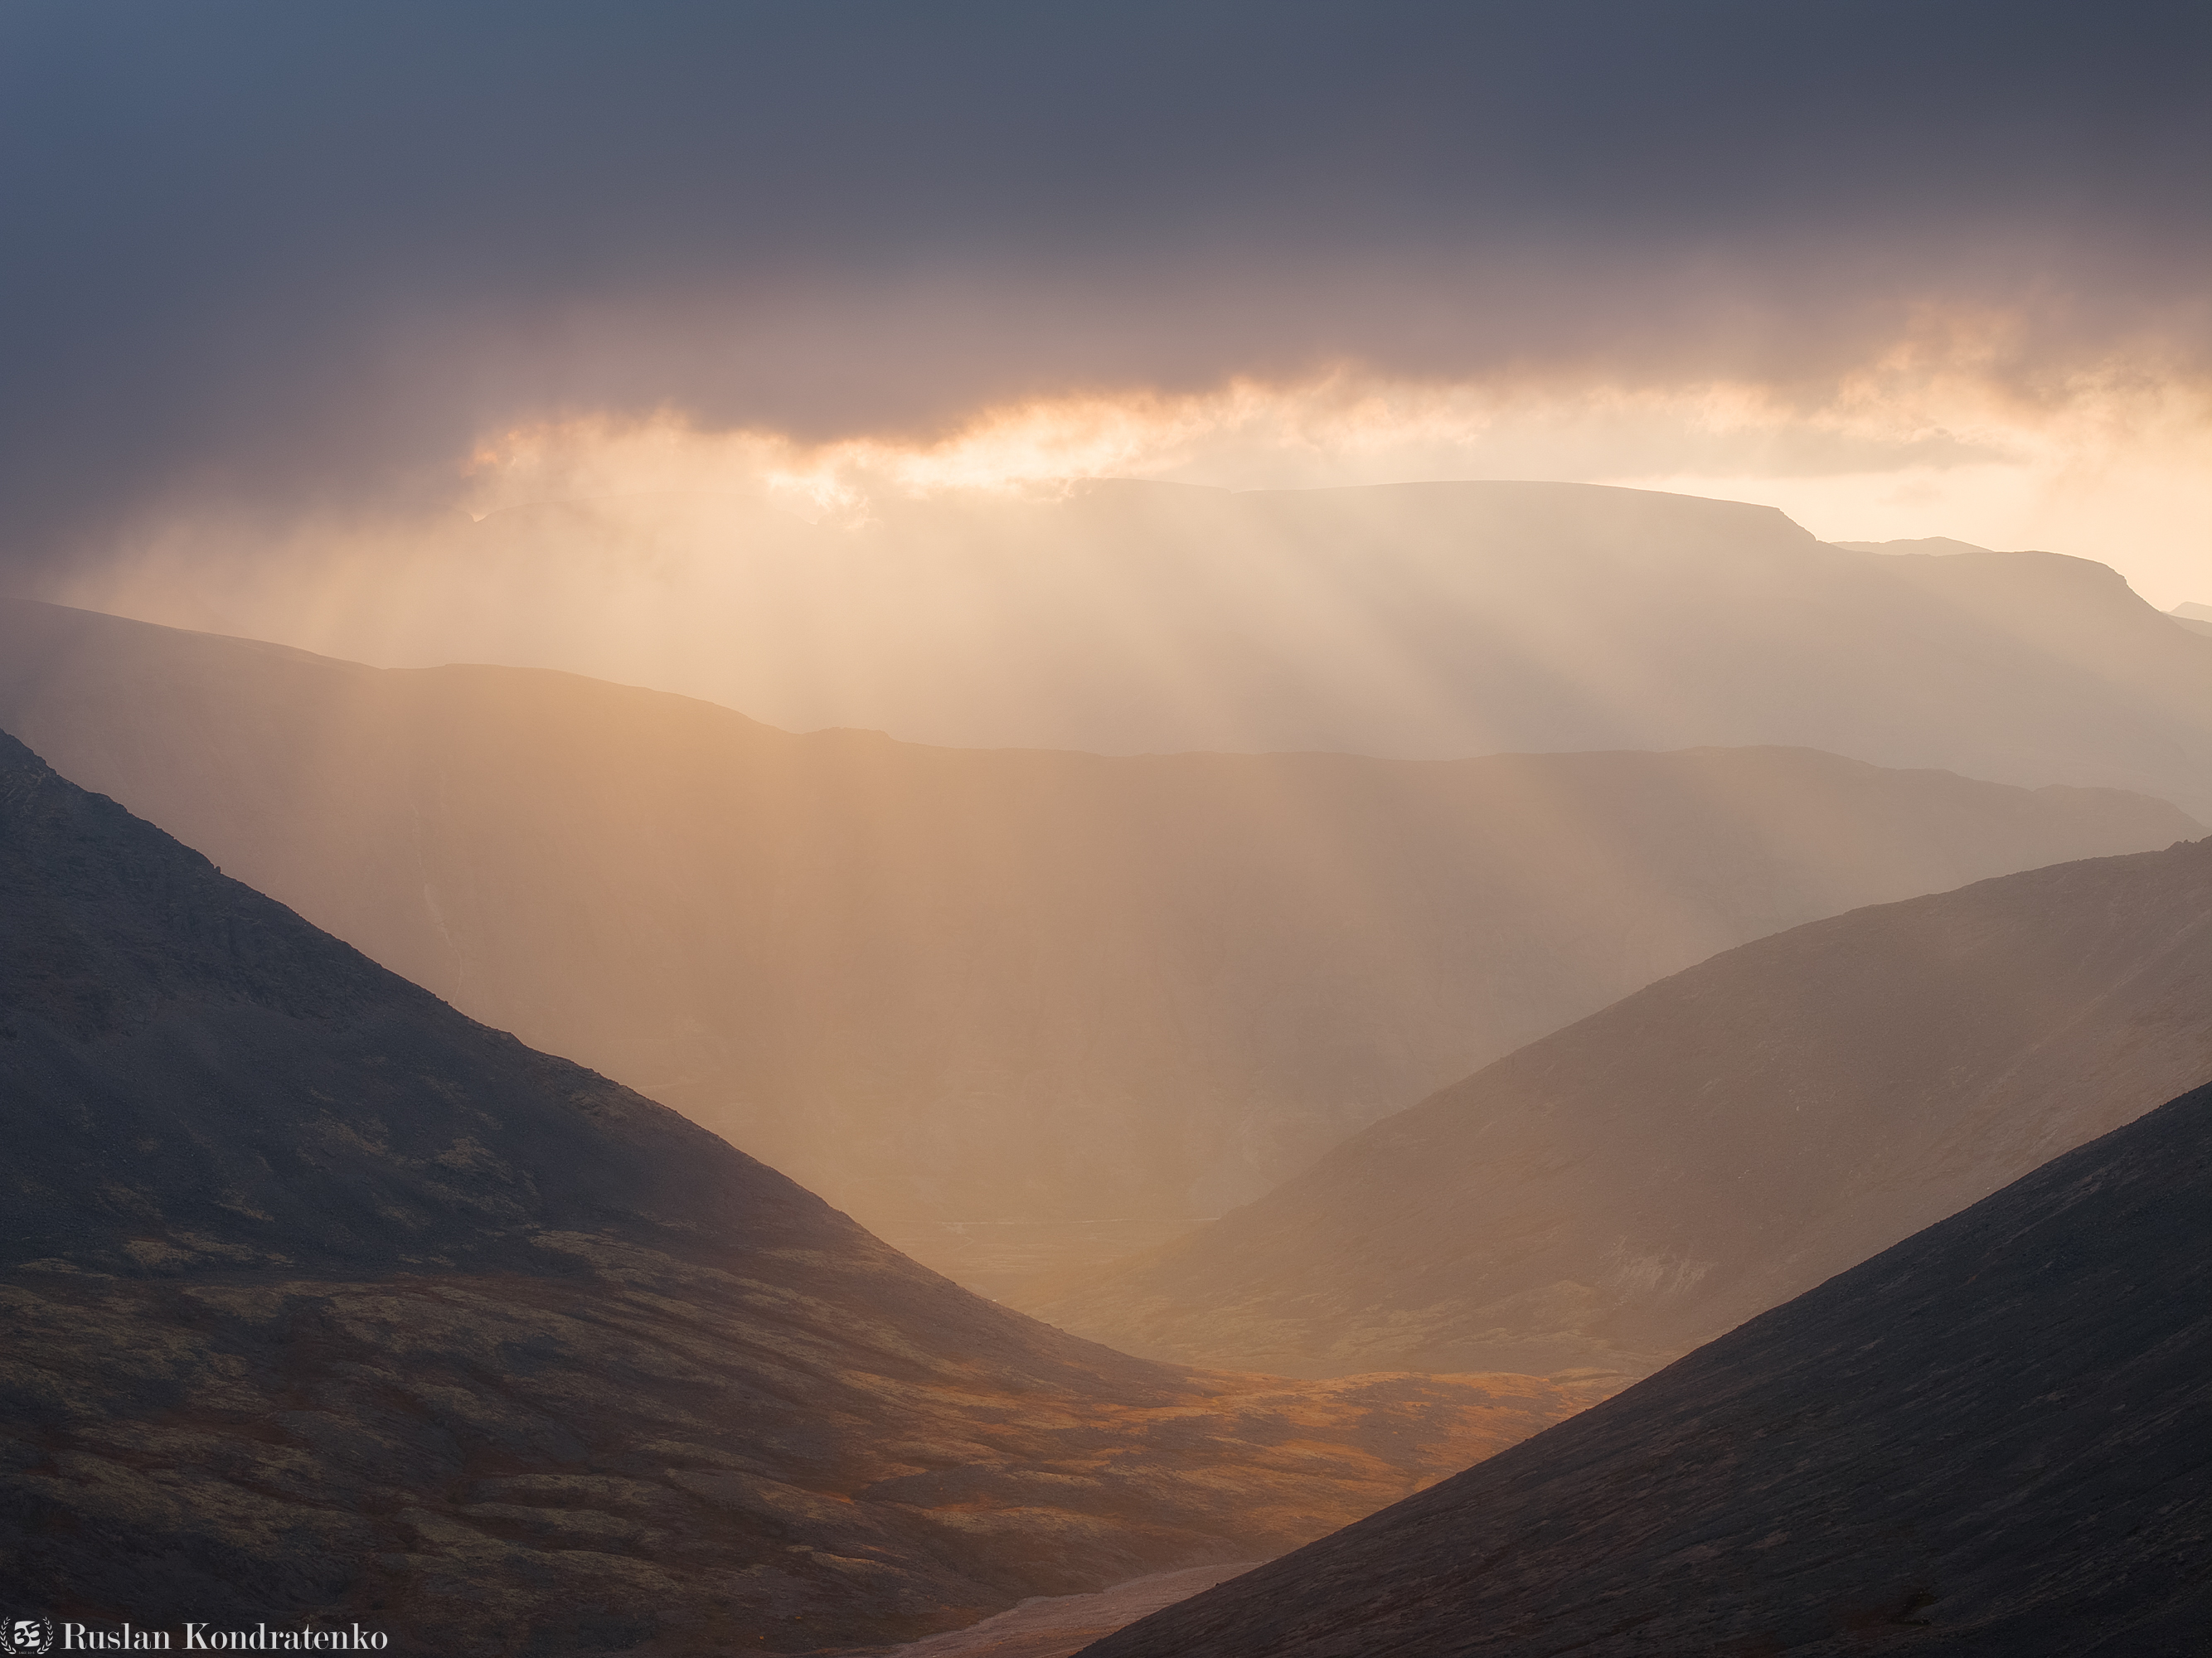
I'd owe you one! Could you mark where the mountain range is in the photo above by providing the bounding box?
[2,594,2197,1292]
[1037,836,2212,1377]
[0,730,1598,1655]
[220,479,2212,817]
[1079,1077,2212,1657]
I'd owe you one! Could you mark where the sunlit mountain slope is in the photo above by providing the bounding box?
[1038,838,2212,1377]
[0,731,1599,1656]
[1,599,2196,1291]
[1079,1079,2212,1658]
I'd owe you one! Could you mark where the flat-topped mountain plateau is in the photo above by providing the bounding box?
[317,482,2212,818]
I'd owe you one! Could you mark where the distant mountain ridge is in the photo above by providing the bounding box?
[183,478,2212,816]
[0,730,1599,1655]
[1,596,2197,1292]
[1826,534,1992,555]
[1079,1079,2212,1658]
[1038,836,2212,1378]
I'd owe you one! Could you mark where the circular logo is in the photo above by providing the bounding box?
[0,1617,54,1658]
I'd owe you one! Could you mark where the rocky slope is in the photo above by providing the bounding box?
[2,596,2196,1292]
[1038,837,2212,1377]
[1079,1079,2212,1658]
[0,731,1599,1655]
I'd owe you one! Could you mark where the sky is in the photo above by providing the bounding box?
[3,0,2208,607]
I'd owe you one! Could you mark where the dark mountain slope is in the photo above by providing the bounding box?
[1080,1080,2212,1658]
[2,596,2197,1295]
[0,732,1597,1655]
[1040,837,2212,1377]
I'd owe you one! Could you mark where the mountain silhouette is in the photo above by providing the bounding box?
[1039,837,2212,1377]
[0,730,1598,1654]
[1079,1079,2212,1657]
[329,480,2212,817]
[2,596,2195,1293]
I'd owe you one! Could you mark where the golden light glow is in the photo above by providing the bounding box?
[24,335,2210,1284]
[434,351,2207,602]
[48,324,2212,744]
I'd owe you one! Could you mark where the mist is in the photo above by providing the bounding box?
[5,5,2210,1652]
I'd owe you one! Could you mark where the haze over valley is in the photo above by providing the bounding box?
[3,3,2206,1652]
[2,592,2196,1293]
[0,734,1603,1651]
[1081,1082,2212,1657]
[64,482,2212,822]
[1040,836,2212,1376]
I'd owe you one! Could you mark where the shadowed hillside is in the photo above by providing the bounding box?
[1,596,2197,1292]
[1079,1079,2212,1658]
[1039,838,2212,1376]
[0,732,1600,1656]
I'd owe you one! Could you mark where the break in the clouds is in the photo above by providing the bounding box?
[2,0,2208,586]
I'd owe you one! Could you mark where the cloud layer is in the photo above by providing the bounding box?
[3,0,2206,584]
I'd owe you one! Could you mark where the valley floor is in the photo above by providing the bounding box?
[866,1218,1215,1304]
[876,1563,1260,1658]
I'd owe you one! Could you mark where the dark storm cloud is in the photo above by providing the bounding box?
[2,0,2205,565]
